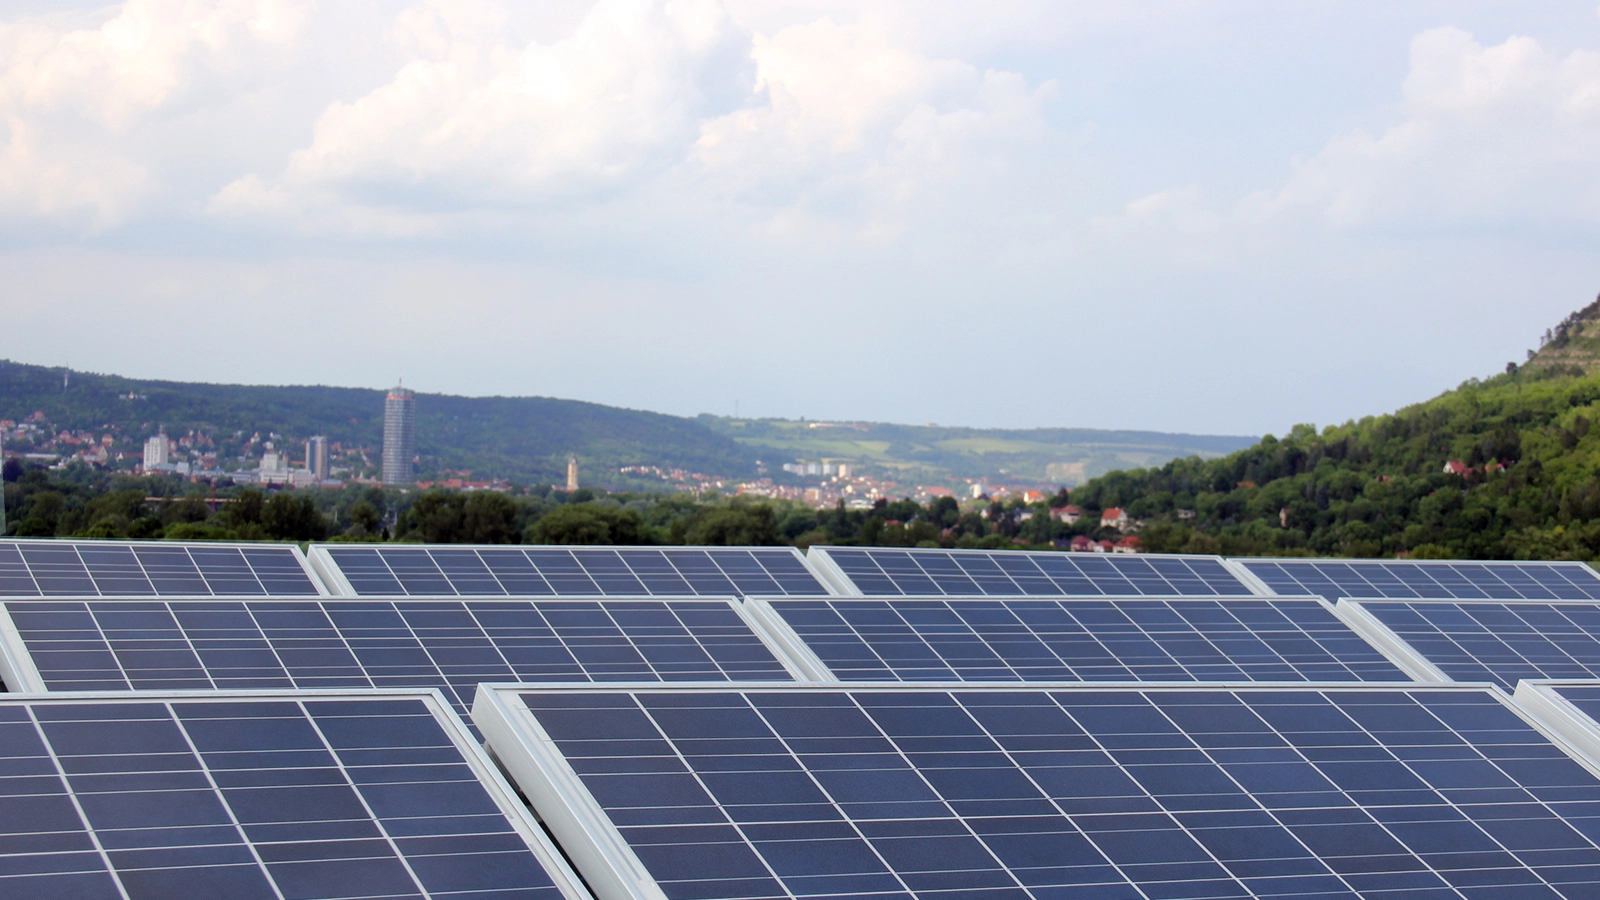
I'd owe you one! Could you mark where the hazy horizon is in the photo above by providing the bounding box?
[5,2,1599,435]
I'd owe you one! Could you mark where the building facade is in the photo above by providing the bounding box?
[307,435,330,483]
[566,454,579,491]
[382,386,416,485]
[142,435,169,470]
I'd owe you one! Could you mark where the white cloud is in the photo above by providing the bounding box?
[210,0,1058,241]
[1261,27,1600,229]
[0,0,307,227]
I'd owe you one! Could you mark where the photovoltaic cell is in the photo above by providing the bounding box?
[760,597,1408,682]
[0,540,319,597]
[484,683,1600,900]
[0,692,579,900]
[1238,557,1600,602]
[1350,599,1600,690]
[814,547,1255,597]
[317,546,829,597]
[0,598,794,729]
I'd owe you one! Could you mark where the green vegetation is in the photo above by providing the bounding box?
[703,416,1253,486]
[1,457,1074,549]
[1065,299,1600,560]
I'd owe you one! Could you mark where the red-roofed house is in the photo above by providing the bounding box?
[1094,540,1114,553]
[1050,505,1081,524]
[1068,535,1093,552]
[1443,460,1470,476]
[1100,508,1129,530]
[1113,536,1142,554]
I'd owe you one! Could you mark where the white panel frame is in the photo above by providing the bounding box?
[1331,599,1454,682]
[1513,680,1600,778]
[475,684,673,900]
[476,680,1600,900]
[0,603,45,691]
[0,537,330,596]
[738,598,840,682]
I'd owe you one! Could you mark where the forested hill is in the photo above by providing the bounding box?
[1069,296,1600,560]
[0,360,761,483]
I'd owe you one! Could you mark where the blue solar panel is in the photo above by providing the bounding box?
[757,597,1409,682]
[481,683,1600,900]
[1347,599,1600,689]
[0,598,795,730]
[0,540,321,597]
[314,545,829,597]
[0,692,581,900]
[813,547,1255,596]
[1239,558,1600,602]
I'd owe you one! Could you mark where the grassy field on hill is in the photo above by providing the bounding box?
[703,417,1254,486]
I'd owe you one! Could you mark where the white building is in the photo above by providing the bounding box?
[143,435,169,470]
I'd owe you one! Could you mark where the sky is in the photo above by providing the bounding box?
[4,1,1600,437]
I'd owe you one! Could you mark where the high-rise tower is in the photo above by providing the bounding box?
[306,435,330,483]
[382,385,415,485]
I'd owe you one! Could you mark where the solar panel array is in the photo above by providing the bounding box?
[756,597,1409,682]
[1239,557,1600,602]
[0,540,320,597]
[0,691,582,900]
[16,538,1600,900]
[811,547,1255,596]
[312,545,831,597]
[0,598,795,727]
[480,683,1600,900]
[1343,599,1600,689]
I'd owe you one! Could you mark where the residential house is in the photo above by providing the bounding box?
[1113,536,1142,554]
[1100,507,1129,530]
[1050,505,1081,524]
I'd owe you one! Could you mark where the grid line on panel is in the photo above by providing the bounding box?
[822,548,1253,597]
[3,598,794,728]
[0,541,319,597]
[17,704,127,900]
[323,546,829,597]
[768,598,1407,682]
[290,699,429,897]
[1241,558,1600,602]
[165,702,289,900]
[1359,600,1600,689]
[511,685,1600,900]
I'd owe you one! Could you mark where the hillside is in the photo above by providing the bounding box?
[1063,295,1600,560]
[0,360,760,484]
[702,417,1253,487]
[0,359,1254,489]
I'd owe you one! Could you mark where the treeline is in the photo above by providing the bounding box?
[2,458,1117,549]
[1067,363,1600,560]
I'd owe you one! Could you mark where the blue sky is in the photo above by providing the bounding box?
[4,1,1599,436]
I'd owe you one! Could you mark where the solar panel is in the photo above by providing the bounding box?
[0,539,323,597]
[1515,680,1600,773]
[0,598,800,731]
[1237,557,1600,602]
[1335,598,1600,689]
[308,545,832,597]
[748,596,1412,682]
[478,682,1600,900]
[809,546,1257,597]
[0,690,587,900]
